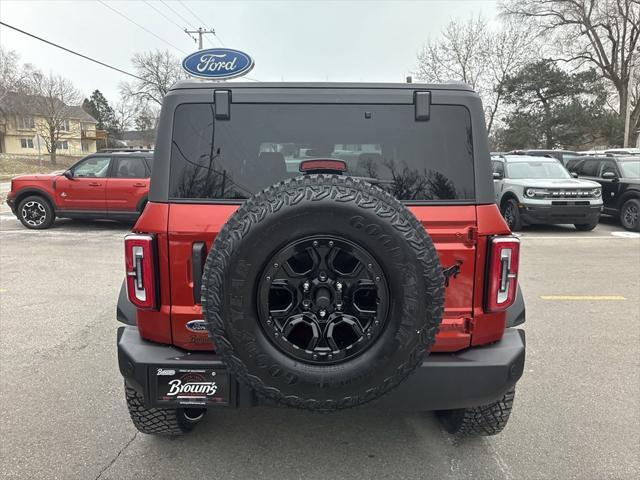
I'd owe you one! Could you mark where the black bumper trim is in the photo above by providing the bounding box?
[6,197,16,214]
[506,285,525,328]
[116,281,137,326]
[118,326,526,411]
[519,203,601,225]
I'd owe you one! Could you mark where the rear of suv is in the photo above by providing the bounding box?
[6,151,153,229]
[117,82,526,438]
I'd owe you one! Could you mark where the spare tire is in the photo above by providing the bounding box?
[201,175,444,411]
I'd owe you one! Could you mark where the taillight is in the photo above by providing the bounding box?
[485,236,520,312]
[124,234,157,310]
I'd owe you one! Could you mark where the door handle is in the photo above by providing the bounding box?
[133,183,146,187]
[89,182,102,186]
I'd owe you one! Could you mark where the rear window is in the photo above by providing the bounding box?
[169,103,475,202]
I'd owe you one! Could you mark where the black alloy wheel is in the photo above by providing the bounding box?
[257,235,390,365]
[621,199,640,231]
[502,199,522,231]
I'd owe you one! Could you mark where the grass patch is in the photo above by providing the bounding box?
[0,156,77,180]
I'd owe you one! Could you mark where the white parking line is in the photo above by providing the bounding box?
[520,236,637,239]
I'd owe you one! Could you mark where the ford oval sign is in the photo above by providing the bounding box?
[182,48,254,80]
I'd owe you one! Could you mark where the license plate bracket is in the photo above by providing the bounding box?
[154,367,230,407]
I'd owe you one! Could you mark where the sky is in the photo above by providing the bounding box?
[0,0,498,103]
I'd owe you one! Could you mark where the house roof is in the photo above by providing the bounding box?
[120,130,155,140]
[0,92,97,123]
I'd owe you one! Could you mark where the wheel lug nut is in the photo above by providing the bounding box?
[329,241,334,247]
[303,281,310,291]
[336,282,342,291]
[313,354,318,360]
[367,263,373,270]
[273,262,279,268]
[302,299,311,309]
[313,240,319,247]
[328,354,333,360]
[319,309,326,318]
[266,275,271,281]
[319,272,327,282]
[375,276,380,282]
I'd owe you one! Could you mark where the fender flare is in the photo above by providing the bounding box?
[116,280,136,326]
[15,187,57,213]
[136,196,148,214]
[505,285,525,327]
[616,191,640,211]
[499,191,520,209]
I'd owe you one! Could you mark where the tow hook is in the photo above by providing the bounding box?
[443,260,463,287]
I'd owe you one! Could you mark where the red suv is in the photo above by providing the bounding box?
[6,151,153,229]
[117,82,526,438]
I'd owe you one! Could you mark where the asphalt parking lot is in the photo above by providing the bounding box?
[0,213,638,480]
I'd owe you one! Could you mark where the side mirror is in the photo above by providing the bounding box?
[493,172,503,180]
[63,170,74,179]
[601,171,617,180]
[570,172,578,178]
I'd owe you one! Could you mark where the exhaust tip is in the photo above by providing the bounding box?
[182,408,206,423]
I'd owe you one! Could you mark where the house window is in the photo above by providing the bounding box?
[56,140,69,150]
[60,120,71,132]
[20,138,34,148]
[17,116,35,129]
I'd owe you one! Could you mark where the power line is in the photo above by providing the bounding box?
[177,0,224,47]
[159,0,196,29]
[177,0,206,26]
[97,0,188,55]
[143,0,185,32]
[0,21,150,83]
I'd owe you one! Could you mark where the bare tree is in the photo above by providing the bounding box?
[0,47,21,104]
[121,49,187,106]
[112,96,141,135]
[416,16,534,133]
[501,0,640,145]
[416,16,488,90]
[32,73,82,164]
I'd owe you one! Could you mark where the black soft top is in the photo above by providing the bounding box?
[169,80,474,92]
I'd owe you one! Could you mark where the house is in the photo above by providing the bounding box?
[0,92,98,156]
[120,130,155,150]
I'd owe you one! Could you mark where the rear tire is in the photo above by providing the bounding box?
[620,199,640,232]
[436,387,515,437]
[574,221,598,231]
[17,195,55,229]
[501,198,522,231]
[124,383,205,436]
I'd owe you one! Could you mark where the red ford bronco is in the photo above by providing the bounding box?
[117,82,525,437]
[6,151,152,229]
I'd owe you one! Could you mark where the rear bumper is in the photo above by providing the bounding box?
[519,202,601,225]
[118,326,526,411]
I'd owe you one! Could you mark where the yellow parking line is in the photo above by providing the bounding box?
[540,295,626,301]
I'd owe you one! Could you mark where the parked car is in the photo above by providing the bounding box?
[492,154,603,231]
[117,81,526,438]
[604,148,640,156]
[6,151,153,229]
[509,149,583,166]
[567,155,640,231]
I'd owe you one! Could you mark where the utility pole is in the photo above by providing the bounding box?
[623,63,634,148]
[184,27,215,50]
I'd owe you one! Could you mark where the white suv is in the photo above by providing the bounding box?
[492,155,603,231]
